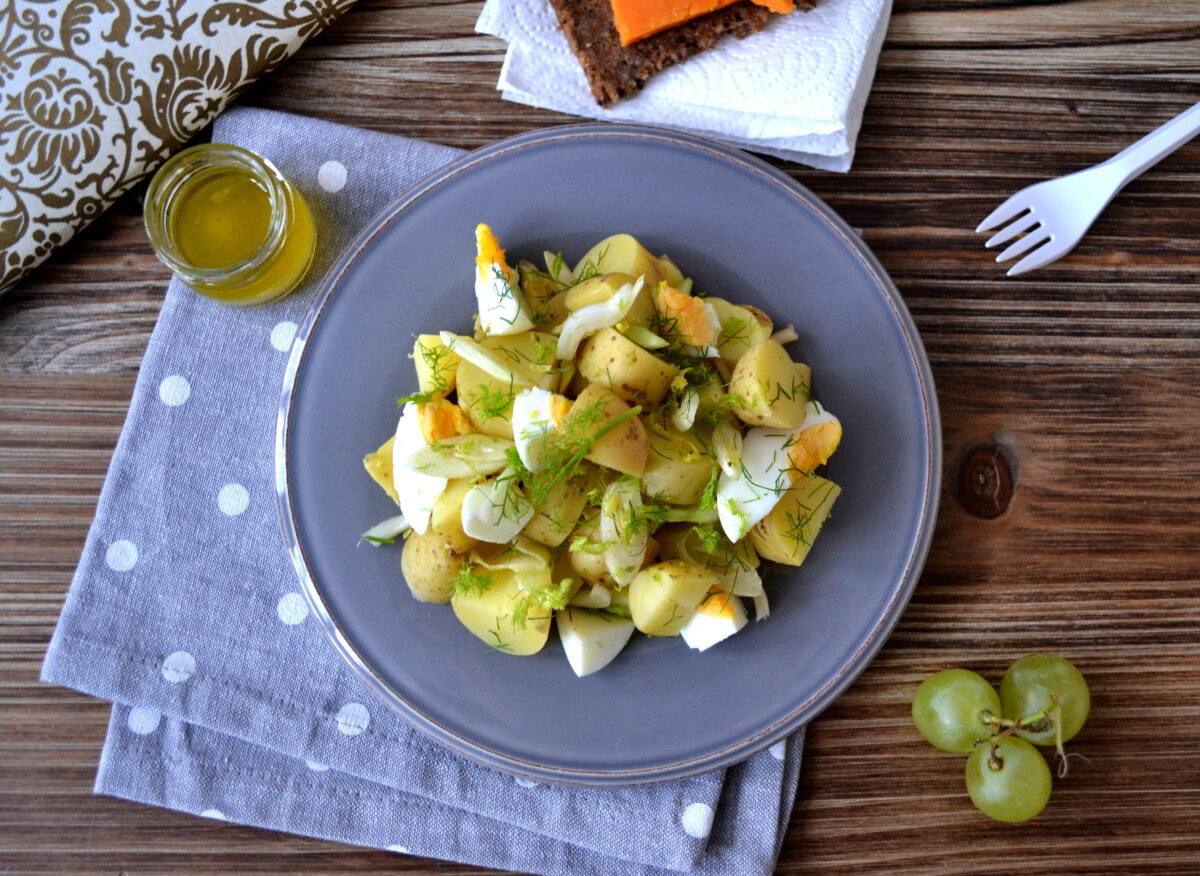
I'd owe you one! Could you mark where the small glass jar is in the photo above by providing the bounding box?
[144,143,317,306]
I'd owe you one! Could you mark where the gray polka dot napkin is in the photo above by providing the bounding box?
[40,106,805,875]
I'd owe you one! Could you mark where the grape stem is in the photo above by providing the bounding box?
[978,695,1068,772]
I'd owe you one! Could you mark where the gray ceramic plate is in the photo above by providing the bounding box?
[277,124,940,785]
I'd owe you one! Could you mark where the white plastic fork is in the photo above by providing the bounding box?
[977,101,1200,276]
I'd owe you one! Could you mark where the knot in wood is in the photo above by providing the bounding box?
[957,443,1014,519]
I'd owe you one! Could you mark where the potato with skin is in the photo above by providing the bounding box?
[451,568,551,655]
[572,234,664,286]
[430,478,475,542]
[628,560,719,636]
[568,383,649,477]
[729,340,812,429]
[363,436,400,504]
[707,298,773,368]
[457,331,558,438]
[641,420,715,505]
[564,272,656,327]
[412,334,460,395]
[750,475,841,566]
[576,328,677,406]
[401,527,476,604]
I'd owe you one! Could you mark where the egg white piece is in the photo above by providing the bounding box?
[797,401,840,433]
[461,471,535,543]
[716,427,793,542]
[556,276,644,360]
[510,387,559,474]
[475,263,533,336]
[556,608,636,677]
[680,593,748,651]
[699,302,723,358]
[392,403,448,535]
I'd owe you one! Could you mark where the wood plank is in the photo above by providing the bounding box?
[3,0,1200,872]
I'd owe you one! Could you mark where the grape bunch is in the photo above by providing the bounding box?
[911,654,1090,822]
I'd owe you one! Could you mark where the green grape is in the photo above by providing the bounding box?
[999,654,1090,746]
[912,668,1001,753]
[965,736,1052,823]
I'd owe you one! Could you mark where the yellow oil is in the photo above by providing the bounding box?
[171,169,272,269]
[164,165,316,306]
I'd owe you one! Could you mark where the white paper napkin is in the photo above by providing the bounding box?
[476,0,892,171]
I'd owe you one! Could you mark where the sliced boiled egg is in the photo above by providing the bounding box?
[716,426,792,542]
[475,223,534,336]
[786,402,842,478]
[392,402,449,534]
[510,387,572,473]
[680,588,748,651]
[461,469,535,543]
[556,607,636,677]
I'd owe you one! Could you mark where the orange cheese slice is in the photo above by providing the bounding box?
[612,0,794,47]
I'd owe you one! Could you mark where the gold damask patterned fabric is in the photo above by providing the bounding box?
[0,0,357,293]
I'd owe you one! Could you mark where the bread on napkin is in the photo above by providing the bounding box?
[548,0,815,106]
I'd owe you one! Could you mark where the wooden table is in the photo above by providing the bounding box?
[3,1,1199,872]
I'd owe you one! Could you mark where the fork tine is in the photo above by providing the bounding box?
[1007,239,1070,277]
[976,193,1030,233]
[995,228,1051,264]
[985,212,1039,248]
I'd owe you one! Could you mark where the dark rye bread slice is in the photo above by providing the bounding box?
[547,0,779,107]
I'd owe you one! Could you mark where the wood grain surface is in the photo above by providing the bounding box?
[3,0,1200,873]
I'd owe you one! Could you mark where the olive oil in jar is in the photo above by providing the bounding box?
[144,144,316,306]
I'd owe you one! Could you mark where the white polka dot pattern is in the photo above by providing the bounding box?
[217,483,250,516]
[336,702,370,736]
[105,540,138,572]
[200,808,226,820]
[387,845,409,854]
[161,650,196,683]
[318,160,347,192]
[769,741,786,761]
[270,320,298,352]
[158,374,190,406]
[127,707,161,735]
[305,759,329,772]
[681,802,714,839]
[276,592,309,625]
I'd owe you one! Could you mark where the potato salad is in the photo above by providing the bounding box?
[362,224,843,677]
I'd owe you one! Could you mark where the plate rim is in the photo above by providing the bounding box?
[275,122,941,785]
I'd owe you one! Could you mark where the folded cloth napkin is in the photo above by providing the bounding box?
[475,0,892,172]
[41,106,806,875]
[0,0,357,295]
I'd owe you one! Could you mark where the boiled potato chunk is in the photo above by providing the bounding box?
[451,568,552,655]
[556,607,636,677]
[363,436,400,504]
[655,254,685,287]
[568,383,649,477]
[401,528,476,604]
[576,328,677,406]
[413,334,460,395]
[708,298,773,368]
[729,340,812,428]
[523,478,588,548]
[457,331,558,438]
[573,234,664,286]
[564,272,656,328]
[641,421,716,505]
[750,475,841,566]
[628,560,719,636]
[430,478,475,542]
